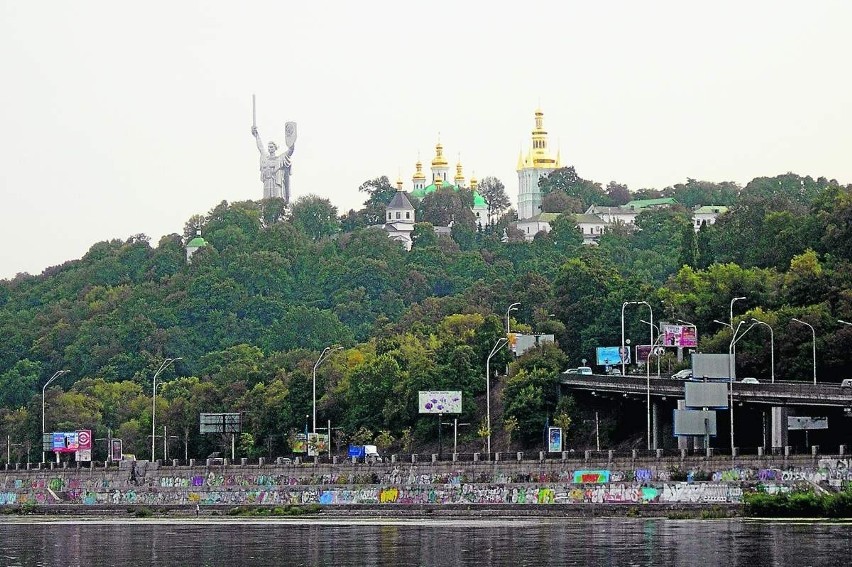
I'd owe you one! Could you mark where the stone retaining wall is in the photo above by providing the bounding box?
[2,455,848,509]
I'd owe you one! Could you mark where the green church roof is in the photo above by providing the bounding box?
[187,236,208,248]
[411,180,487,208]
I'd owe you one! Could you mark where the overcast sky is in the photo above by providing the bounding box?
[1,1,850,279]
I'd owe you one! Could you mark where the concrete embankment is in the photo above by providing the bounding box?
[1,453,848,513]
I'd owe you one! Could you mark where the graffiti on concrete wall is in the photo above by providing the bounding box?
[2,459,849,507]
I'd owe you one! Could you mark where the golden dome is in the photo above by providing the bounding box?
[431,142,448,167]
[412,160,426,180]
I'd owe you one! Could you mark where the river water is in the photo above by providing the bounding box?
[0,517,849,566]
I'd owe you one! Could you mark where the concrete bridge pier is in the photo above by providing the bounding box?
[771,406,789,451]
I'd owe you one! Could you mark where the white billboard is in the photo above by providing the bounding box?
[418,391,462,414]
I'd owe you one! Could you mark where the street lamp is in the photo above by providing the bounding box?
[506,302,520,334]
[41,370,69,464]
[791,318,817,385]
[313,346,342,433]
[640,319,661,378]
[621,301,653,377]
[151,357,181,462]
[838,320,852,327]
[486,337,508,458]
[751,318,775,383]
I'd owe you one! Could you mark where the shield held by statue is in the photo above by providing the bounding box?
[284,122,297,148]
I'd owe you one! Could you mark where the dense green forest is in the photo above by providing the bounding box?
[2,170,852,462]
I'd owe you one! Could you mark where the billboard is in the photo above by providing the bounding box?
[662,324,698,348]
[307,433,329,457]
[292,433,307,453]
[692,354,733,380]
[674,409,718,436]
[110,439,123,461]
[547,427,563,452]
[635,345,652,365]
[596,346,630,366]
[200,413,242,434]
[77,429,92,450]
[787,416,828,430]
[684,382,729,409]
[52,432,78,453]
[418,391,462,414]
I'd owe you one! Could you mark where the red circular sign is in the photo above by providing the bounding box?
[77,430,91,448]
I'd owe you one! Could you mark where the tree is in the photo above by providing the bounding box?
[419,186,476,229]
[358,176,398,225]
[290,195,340,240]
[539,166,606,209]
[606,181,631,206]
[476,177,510,222]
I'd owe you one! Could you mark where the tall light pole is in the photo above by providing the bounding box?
[486,337,508,458]
[751,318,775,383]
[730,297,746,367]
[151,357,181,462]
[41,370,69,464]
[838,320,852,327]
[313,346,342,433]
[621,301,652,376]
[791,318,817,385]
[640,320,660,378]
[506,302,520,334]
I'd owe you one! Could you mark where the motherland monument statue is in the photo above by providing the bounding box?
[251,94,297,203]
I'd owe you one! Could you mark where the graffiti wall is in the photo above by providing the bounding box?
[1,459,849,508]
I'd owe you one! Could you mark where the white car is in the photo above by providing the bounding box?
[671,369,693,380]
[741,377,759,384]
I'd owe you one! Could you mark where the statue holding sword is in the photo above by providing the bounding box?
[251,95,297,203]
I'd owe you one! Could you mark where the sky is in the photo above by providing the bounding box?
[1,1,851,279]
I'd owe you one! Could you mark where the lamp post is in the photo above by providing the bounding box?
[838,320,852,327]
[151,357,181,462]
[791,318,817,385]
[730,297,746,366]
[312,346,342,433]
[506,302,520,334]
[622,301,652,377]
[640,319,660,378]
[41,370,68,464]
[751,318,775,383]
[486,337,508,458]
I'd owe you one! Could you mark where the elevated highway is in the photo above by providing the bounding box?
[560,373,852,408]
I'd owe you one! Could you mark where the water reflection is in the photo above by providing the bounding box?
[0,517,850,567]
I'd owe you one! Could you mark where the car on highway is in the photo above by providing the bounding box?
[740,377,760,384]
[841,379,852,388]
[671,369,693,380]
[565,367,593,375]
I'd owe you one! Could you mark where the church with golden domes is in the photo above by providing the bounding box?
[517,109,561,219]
[408,141,489,227]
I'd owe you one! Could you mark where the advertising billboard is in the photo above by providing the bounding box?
[77,429,92,450]
[199,413,242,434]
[547,427,563,452]
[662,324,698,348]
[52,432,78,453]
[596,346,630,366]
[110,439,123,461]
[307,433,329,457]
[635,345,652,365]
[418,391,462,414]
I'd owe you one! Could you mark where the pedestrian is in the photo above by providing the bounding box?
[195,503,200,517]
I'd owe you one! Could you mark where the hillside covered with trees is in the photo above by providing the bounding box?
[2,171,852,461]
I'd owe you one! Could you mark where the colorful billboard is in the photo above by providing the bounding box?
[547,427,563,452]
[596,346,630,366]
[52,432,78,453]
[662,324,698,348]
[77,429,92,450]
[307,433,329,457]
[418,391,462,414]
